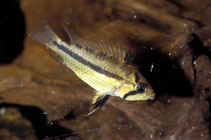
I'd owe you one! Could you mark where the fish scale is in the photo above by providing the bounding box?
[51,44,120,93]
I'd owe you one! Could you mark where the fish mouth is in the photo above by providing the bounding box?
[147,94,155,100]
[146,87,155,100]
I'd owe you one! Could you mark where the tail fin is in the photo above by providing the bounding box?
[29,17,59,46]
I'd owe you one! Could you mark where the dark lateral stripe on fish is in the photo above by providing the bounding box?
[123,90,137,99]
[52,41,123,80]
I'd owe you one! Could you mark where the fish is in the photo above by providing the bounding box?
[29,18,155,115]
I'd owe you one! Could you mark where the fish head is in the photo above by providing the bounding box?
[118,72,155,101]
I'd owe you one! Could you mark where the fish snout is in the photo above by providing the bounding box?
[147,93,155,100]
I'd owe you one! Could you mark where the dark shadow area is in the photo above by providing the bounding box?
[128,39,193,99]
[188,33,211,61]
[62,110,76,120]
[0,0,25,64]
[166,0,184,12]
[54,109,76,123]
[0,103,80,140]
[135,13,171,33]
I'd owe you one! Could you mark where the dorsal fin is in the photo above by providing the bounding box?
[63,25,133,64]
[124,50,134,65]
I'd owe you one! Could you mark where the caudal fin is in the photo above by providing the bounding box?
[29,17,59,46]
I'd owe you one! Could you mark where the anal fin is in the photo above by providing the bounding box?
[86,91,110,116]
[48,50,64,64]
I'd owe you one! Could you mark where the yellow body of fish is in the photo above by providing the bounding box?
[30,19,155,115]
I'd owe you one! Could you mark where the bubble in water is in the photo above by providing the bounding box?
[181,61,185,65]
[192,126,196,129]
[201,133,204,137]
[150,134,153,139]
[172,64,177,69]
[159,132,163,136]
[133,15,137,19]
[167,99,171,103]
[49,121,54,125]
[150,63,154,72]
[0,108,6,115]
[179,44,184,48]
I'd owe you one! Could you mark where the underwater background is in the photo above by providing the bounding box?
[0,0,211,140]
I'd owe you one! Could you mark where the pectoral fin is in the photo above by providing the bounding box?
[86,91,110,116]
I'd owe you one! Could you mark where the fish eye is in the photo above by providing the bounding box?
[136,83,146,93]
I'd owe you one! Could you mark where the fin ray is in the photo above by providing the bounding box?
[29,18,64,64]
[86,91,110,116]
[29,17,59,46]
[63,26,131,64]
